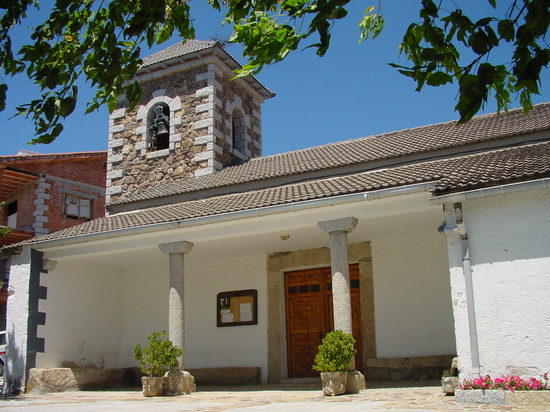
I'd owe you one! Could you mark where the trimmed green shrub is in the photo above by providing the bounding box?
[133,331,182,377]
[313,330,357,372]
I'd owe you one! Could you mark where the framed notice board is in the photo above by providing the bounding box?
[217,289,258,327]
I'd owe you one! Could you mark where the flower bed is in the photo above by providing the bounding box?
[456,374,550,405]
[461,374,549,391]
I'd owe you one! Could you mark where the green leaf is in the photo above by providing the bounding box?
[478,63,497,85]
[456,74,486,123]
[0,83,7,112]
[421,0,439,18]
[497,19,515,42]
[358,7,384,42]
[468,29,489,55]
[427,71,453,86]
[475,17,494,27]
[420,48,445,62]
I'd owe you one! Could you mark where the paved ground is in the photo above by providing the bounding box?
[1,381,549,412]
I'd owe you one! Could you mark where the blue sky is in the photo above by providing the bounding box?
[1,1,549,156]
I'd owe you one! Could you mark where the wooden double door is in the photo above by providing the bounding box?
[285,265,363,378]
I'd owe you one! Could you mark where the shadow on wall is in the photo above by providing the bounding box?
[3,329,23,395]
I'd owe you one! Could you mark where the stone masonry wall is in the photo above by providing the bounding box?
[215,71,262,167]
[106,53,264,205]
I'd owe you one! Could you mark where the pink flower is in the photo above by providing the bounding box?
[460,373,550,391]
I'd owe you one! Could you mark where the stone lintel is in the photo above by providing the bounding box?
[318,217,358,234]
[159,241,194,255]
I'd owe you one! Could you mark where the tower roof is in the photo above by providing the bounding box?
[137,39,274,99]
[141,40,218,68]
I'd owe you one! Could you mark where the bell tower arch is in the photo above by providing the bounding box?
[106,40,274,204]
[148,103,170,151]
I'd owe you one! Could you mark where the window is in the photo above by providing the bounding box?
[6,201,17,227]
[232,108,246,155]
[64,194,91,221]
[148,104,170,151]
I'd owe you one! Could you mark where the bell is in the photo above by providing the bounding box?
[155,120,169,137]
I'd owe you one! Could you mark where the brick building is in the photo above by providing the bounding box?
[0,150,107,330]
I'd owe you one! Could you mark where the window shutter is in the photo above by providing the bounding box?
[66,195,80,217]
[79,198,91,220]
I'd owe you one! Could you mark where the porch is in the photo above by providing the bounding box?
[9,187,456,387]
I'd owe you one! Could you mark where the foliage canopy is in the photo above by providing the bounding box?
[0,0,548,143]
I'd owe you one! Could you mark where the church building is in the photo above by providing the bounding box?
[4,40,550,393]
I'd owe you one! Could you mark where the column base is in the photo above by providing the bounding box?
[163,370,196,395]
[346,370,366,394]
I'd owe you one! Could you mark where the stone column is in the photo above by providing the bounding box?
[318,217,357,335]
[318,217,366,393]
[158,241,193,370]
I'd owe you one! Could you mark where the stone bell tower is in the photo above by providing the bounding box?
[105,40,274,204]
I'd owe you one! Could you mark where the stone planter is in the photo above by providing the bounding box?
[141,376,164,397]
[320,371,348,396]
[441,376,459,395]
[346,370,366,394]
[457,389,550,406]
[163,370,196,396]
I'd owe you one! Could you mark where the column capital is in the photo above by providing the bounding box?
[43,259,57,271]
[318,217,358,234]
[159,241,194,255]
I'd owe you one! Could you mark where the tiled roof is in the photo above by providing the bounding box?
[14,140,550,247]
[141,40,218,67]
[111,103,550,206]
[0,151,106,164]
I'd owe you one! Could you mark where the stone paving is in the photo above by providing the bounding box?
[1,381,549,412]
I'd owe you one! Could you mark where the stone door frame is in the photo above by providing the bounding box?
[266,242,375,383]
[284,265,364,378]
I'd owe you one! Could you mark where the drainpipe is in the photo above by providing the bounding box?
[440,202,480,378]
[461,236,480,378]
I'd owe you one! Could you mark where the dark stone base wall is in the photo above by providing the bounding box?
[365,354,456,381]
[189,367,262,385]
[70,366,262,389]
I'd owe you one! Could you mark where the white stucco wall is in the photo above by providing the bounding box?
[118,251,268,382]
[186,253,268,380]
[23,244,267,380]
[118,258,169,367]
[447,187,550,379]
[4,247,31,393]
[36,259,124,369]
[372,230,455,358]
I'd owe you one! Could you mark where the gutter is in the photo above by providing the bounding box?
[31,181,435,251]
[429,177,550,205]
[461,236,481,378]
